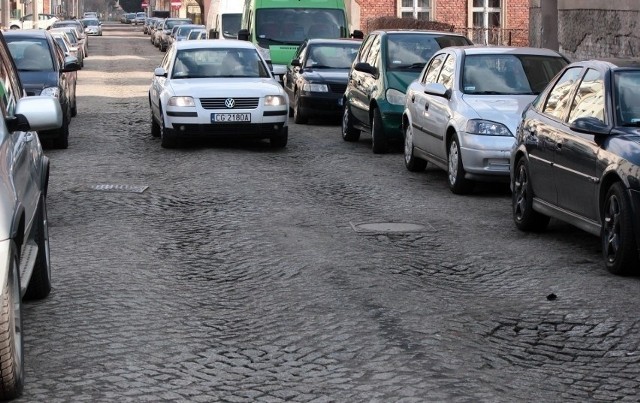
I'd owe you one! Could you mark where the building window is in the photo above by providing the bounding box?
[468,0,503,44]
[399,0,431,20]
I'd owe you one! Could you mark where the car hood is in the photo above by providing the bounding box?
[462,95,536,135]
[18,71,59,89]
[301,69,348,83]
[386,70,422,92]
[168,78,285,97]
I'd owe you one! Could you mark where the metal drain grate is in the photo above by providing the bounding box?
[350,221,432,233]
[72,184,149,193]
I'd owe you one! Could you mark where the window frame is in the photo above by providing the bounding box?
[397,0,432,20]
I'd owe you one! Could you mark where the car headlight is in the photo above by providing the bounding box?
[168,96,195,107]
[302,83,328,92]
[386,88,405,105]
[264,95,286,106]
[466,119,513,136]
[40,87,60,98]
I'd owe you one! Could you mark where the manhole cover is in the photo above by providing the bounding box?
[71,184,149,193]
[350,222,430,233]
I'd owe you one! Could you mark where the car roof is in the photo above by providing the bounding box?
[449,45,564,57]
[4,30,50,39]
[305,38,362,46]
[175,39,258,51]
[370,29,468,37]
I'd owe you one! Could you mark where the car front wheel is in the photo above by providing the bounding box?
[602,182,639,275]
[371,108,388,154]
[293,91,307,124]
[0,241,24,400]
[159,112,177,148]
[404,123,426,172]
[447,135,473,194]
[341,103,360,142]
[151,108,160,138]
[512,157,549,231]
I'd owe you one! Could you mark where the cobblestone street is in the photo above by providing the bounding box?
[14,23,640,402]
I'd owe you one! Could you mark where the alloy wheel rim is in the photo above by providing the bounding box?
[514,165,528,220]
[404,126,413,164]
[448,142,459,185]
[604,195,621,263]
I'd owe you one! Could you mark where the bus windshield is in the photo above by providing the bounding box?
[256,8,346,46]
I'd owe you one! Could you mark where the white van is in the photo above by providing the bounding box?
[206,0,243,39]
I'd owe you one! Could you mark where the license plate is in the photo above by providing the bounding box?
[211,113,251,123]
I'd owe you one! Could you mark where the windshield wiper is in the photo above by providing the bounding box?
[259,37,288,45]
[307,64,332,69]
[393,63,425,69]
[468,91,511,95]
[621,121,640,127]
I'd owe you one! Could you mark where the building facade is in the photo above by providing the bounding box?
[350,0,529,46]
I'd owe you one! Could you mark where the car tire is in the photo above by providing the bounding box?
[52,114,69,149]
[371,108,388,154]
[24,193,52,300]
[293,91,307,124]
[512,157,550,231]
[0,241,24,401]
[160,112,177,148]
[447,135,473,194]
[341,103,360,142]
[602,182,639,275]
[270,127,288,148]
[151,110,160,138]
[404,123,427,172]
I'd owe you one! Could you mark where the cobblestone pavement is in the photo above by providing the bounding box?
[13,24,640,402]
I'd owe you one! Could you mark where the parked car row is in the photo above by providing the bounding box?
[147,17,197,51]
[0,29,63,401]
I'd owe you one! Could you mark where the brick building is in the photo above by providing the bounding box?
[348,0,529,46]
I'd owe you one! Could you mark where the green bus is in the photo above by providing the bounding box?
[237,0,362,76]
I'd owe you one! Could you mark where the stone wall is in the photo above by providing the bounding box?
[530,0,640,61]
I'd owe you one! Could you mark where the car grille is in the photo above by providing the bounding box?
[199,97,260,110]
[174,123,283,136]
[328,84,347,94]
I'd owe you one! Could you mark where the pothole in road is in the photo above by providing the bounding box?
[350,221,433,233]
[70,184,149,193]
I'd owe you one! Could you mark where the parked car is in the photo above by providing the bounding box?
[83,11,98,19]
[511,58,640,275]
[134,12,147,25]
[143,17,157,34]
[149,40,288,148]
[157,18,192,52]
[0,29,62,401]
[81,18,103,36]
[402,46,568,194]
[49,27,85,68]
[50,20,88,57]
[187,29,207,40]
[283,38,361,124]
[172,24,205,44]
[8,13,57,30]
[5,30,80,148]
[342,29,472,153]
[122,13,136,24]
[150,19,165,46]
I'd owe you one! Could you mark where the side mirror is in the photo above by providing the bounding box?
[154,67,167,77]
[570,117,609,136]
[351,30,364,39]
[291,58,301,67]
[354,62,377,77]
[237,29,249,41]
[424,82,451,100]
[209,29,219,39]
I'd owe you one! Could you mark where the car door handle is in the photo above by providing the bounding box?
[556,142,563,150]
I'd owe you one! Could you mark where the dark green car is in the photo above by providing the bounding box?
[342,29,472,153]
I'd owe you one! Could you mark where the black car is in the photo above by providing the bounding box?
[511,58,640,275]
[283,38,361,124]
[5,30,80,149]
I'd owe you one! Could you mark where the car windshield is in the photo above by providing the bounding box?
[305,43,360,69]
[177,25,203,37]
[6,39,54,71]
[462,54,568,95]
[51,29,78,44]
[614,70,640,126]
[386,34,471,71]
[255,8,347,46]
[172,48,270,79]
[82,19,99,27]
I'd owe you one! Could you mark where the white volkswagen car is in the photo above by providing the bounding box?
[402,46,568,194]
[149,40,288,148]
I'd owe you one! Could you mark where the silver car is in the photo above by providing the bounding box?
[402,46,568,194]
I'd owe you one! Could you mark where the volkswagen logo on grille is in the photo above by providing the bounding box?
[225,98,235,109]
